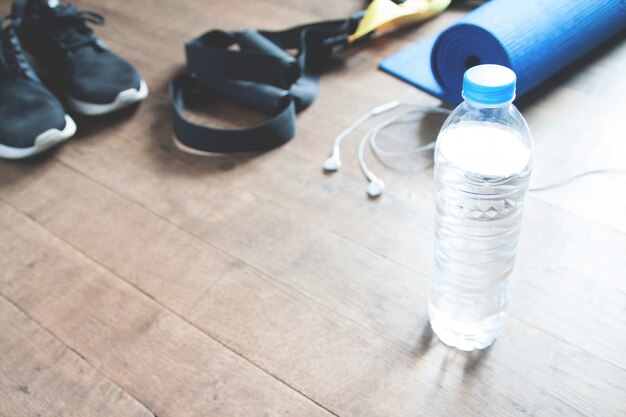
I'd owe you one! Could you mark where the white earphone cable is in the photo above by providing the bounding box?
[326,99,625,198]
[368,107,451,157]
[357,106,451,197]
[529,169,626,192]
[323,100,402,171]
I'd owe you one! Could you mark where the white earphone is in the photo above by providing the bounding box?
[325,95,626,197]
[324,97,626,197]
[324,98,451,198]
[323,100,401,173]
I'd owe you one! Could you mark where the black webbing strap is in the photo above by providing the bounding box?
[169,14,364,153]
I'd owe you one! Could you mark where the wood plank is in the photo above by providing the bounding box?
[192,265,626,417]
[0,200,333,417]
[1,141,624,416]
[0,296,154,417]
[50,0,625,371]
[0,0,624,416]
[62,0,623,292]
[6,0,624,360]
[66,0,626,234]
[31,97,626,375]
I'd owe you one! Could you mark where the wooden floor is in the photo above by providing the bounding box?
[2,1,625,416]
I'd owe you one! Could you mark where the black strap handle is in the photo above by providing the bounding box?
[169,14,363,154]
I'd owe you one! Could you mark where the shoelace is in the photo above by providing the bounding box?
[34,4,105,50]
[0,15,33,79]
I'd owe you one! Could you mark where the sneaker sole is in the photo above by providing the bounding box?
[67,80,149,116]
[0,115,77,159]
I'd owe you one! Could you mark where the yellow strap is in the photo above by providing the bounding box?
[349,0,452,43]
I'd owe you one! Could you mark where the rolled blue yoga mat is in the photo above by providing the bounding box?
[379,0,626,105]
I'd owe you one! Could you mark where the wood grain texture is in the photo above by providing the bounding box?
[0,296,154,417]
[0,200,333,417]
[1,0,625,416]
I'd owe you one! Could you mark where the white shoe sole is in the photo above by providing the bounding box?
[0,115,77,159]
[67,80,149,116]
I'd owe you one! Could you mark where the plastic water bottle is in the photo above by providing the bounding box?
[429,64,533,351]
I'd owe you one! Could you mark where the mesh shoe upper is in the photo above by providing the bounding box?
[0,23,66,148]
[13,0,142,104]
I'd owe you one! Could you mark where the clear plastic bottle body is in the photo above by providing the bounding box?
[430,99,533,351]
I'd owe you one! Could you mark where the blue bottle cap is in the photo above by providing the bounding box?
[462,64,516,105]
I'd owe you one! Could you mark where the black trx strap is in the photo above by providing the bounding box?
[169,14,364,154]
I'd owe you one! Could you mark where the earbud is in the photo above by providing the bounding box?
[366,177,385,198]
[323,100,404,173]
[323,147,341,171]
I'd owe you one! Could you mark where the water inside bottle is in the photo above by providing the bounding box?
[430,121,531,351]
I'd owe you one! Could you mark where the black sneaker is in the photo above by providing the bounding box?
[12,0,148,116]
[0,16,75,159]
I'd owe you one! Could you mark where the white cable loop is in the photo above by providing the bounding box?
[325,97,625,198]
[368,107,449,157]
[358,106,451,197]
[323,95,431,172]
